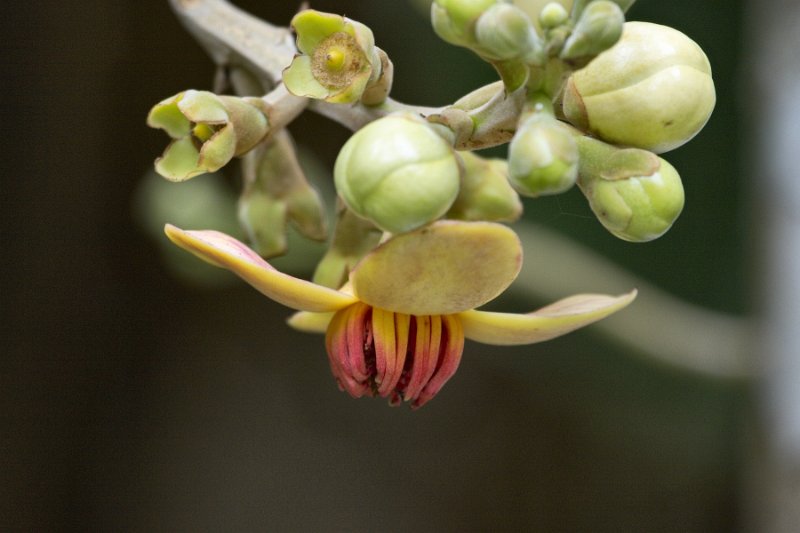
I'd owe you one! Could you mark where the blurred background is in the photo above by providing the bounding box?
[3,0,795,530]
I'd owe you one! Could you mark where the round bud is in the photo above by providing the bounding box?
[563,21,716,153]
[560,0,624,61]
[474,4,535,60]
[508,115,578,197]
[581,156,685,242]
[431,0,499,46]
[334,113,461,234]
[539,2,569,29]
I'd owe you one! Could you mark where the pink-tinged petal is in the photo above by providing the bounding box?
[325,306,370,398]
[404,315,441,403]
[350,221,522,316]
[414,314,465,409]
[286,311,334,333]
[165,225,357,312]
[459,290,638,345]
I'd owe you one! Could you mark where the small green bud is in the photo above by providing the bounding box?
[474,4,536,61]
[508,114,578,197]
[238,190,290,258]
[283,10,382,104]
[577,136,684,241]
[431,0,499,47]
[448,151,523,222]
[539,2,569,29]
[563,21,716,153]
[560,0,624,61]
[334,113,461,234]
[238,130,327,258]
[147,90,269,181]
[512,0,574,32]
[312,205,382,289]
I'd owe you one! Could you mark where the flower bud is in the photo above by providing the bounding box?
[448,151,522,222]
[474,4,536,61]
[238,130,327,258]
[512,0,574,32]
[431,0,499,47]
[577,136,684,242]
[508,114,578,197]
[563,21,716,153]
[539,2,569,29]
[334,113,461,234]
[283,10,382,104]
[560,0,624,61]
[147,90,269,181]
[312,205,382,289]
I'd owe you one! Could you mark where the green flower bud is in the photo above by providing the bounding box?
[576,136,684,241]
[147,90,269,181]
[238,130,327,258]
[539,2,569,29]
[512,0,574,32]
[508,114,578,197]
[560,0,624,61]
[474,4,536,61]
[563,21,716,153]
[283,10,382,104]
[312,205,382,289]
[448,151,523,222]
[334,113,461,234]
[431,0,499,47]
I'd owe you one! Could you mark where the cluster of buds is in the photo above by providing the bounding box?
[144,0,715,407]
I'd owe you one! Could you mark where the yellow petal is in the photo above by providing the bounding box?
[164,225,357,312]
[350,221,522,315]
[459,290,637,345]
[287,311,334,333]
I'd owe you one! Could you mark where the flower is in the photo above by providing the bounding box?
[165,221,636,408]
[282,10,382,104]
[147,90,270,181]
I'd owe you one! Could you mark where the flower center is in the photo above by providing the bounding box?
[311,32,365,89]
[325,302,465,409]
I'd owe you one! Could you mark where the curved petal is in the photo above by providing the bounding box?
[459,290,637,345]
[197,124,236,172]
[154,137,204,182]
[283,56,332,99]
[165,225,357,312]
[177,90,229,124]
[147,97,191,138]
[350,221,522,316]
[292,10,348,54]
[287,310,334,333]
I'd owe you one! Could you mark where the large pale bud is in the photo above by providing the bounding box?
[563,21,716,154]
[334,113,461,234]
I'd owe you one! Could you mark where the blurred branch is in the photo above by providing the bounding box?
[513,222,753,380]
[747,0,800,529]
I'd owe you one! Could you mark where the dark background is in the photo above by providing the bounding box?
[3,1,750,530]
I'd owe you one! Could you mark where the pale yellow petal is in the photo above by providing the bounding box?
[164,225,357,312]
[459,290,637,345]
[350,221,522,315]
[287,311,334,333]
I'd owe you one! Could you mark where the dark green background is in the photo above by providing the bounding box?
[3,1,749,530]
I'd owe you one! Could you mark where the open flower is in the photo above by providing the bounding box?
[165,221,635,408]
[148,90,269,181]
[283,10,382,104]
